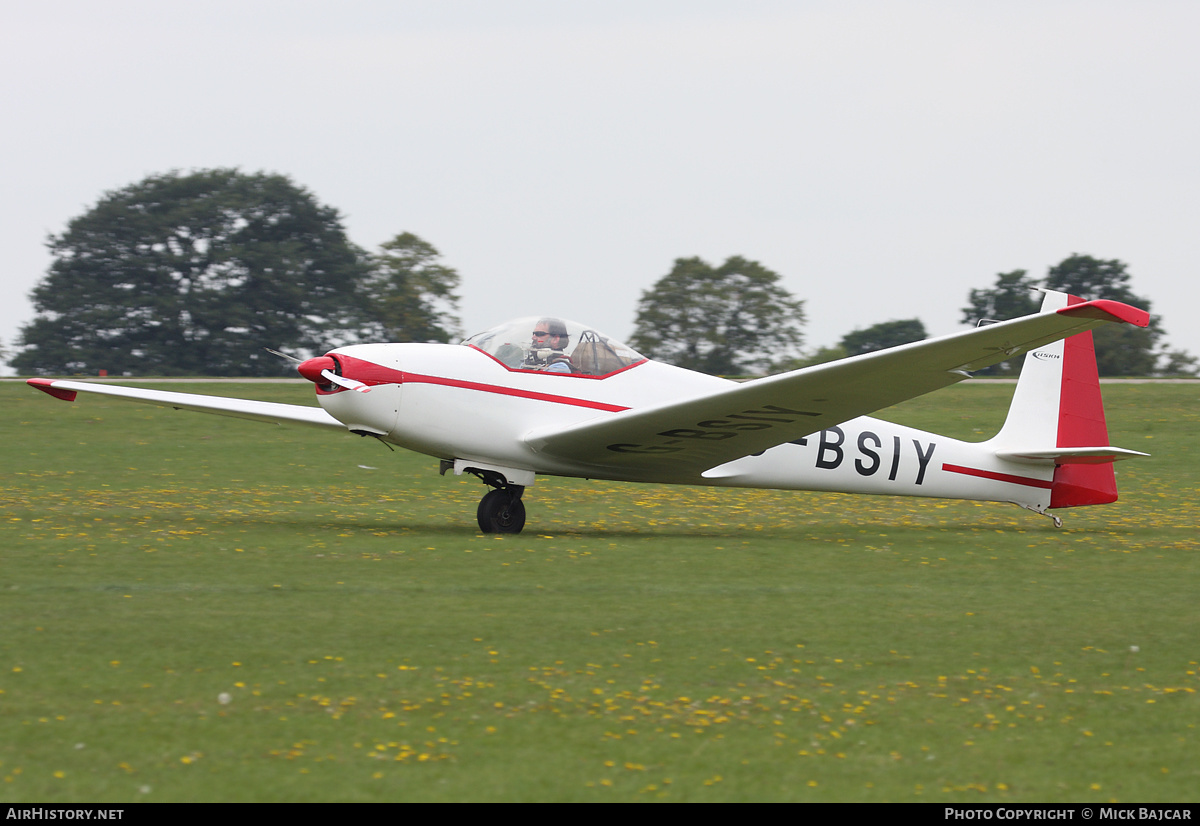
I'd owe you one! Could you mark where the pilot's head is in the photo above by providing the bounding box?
[532,318,569,351]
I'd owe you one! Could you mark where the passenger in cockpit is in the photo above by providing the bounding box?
[526,317,573,373]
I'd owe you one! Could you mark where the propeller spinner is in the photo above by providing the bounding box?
[297,356,371,393]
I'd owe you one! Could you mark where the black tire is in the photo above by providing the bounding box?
[476,489,526,534]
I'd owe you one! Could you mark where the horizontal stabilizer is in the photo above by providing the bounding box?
[995,446,1149,465]
[1056,299,1150,327]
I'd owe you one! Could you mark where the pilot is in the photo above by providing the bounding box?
[527,318,573,373]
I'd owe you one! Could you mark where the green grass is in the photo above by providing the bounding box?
[1,379,1197,802]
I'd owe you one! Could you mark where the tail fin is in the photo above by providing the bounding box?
[989,291,1148,509]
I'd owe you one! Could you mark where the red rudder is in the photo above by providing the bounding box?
[1049,299,1118,508]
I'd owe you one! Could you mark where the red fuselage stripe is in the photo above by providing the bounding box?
[318,353,632,412]
[399,372,631,412]
[942,463,1054,490]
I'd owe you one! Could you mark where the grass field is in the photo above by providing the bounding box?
[2,379,1197,802]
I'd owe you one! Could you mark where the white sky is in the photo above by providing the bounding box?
[3,0,1198,373]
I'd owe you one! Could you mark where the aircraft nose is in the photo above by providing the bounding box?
[297,356,336,383]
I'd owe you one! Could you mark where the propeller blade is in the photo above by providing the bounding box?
[321,369,371,393]
[264,347,303,363]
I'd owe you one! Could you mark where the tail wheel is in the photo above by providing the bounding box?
[477,489,526,534]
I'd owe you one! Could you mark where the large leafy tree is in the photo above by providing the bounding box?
[840,318,927,357]
[356,232,462,343]
[1044,254,1145,306]
[1044,254,1162,376]
[961,269,1041,327]
[960,256,1188,376]
[960,269,1042,376]
[629,256,805,375]
[12,169,368,376]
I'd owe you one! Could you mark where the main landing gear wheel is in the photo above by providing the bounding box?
[477,489,526,534]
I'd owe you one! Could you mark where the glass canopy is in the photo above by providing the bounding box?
[462,317,645,377]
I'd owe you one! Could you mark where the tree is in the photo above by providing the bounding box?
[629,256,805,375]
[1044,254,1145,306]
[356,232,462,343]
[960,269,1042,375]
[840,319,927,357]
[1044,254,1162,376]
[1159,348,1199,377]
[961,269,1040,327]
[11,169,368,376]
[961,256,1185,376]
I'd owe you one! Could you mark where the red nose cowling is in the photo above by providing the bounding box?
[297,356,336,384]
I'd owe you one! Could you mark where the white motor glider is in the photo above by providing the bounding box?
[28,290,1149,533]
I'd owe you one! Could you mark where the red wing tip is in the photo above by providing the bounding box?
[27,378,78,402]
[1057,299,1150,328]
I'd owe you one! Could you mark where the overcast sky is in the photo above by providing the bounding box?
[4,0,1198,373]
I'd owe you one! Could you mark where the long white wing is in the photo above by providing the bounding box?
[27,378,345,431]
[523,299,1149,476]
